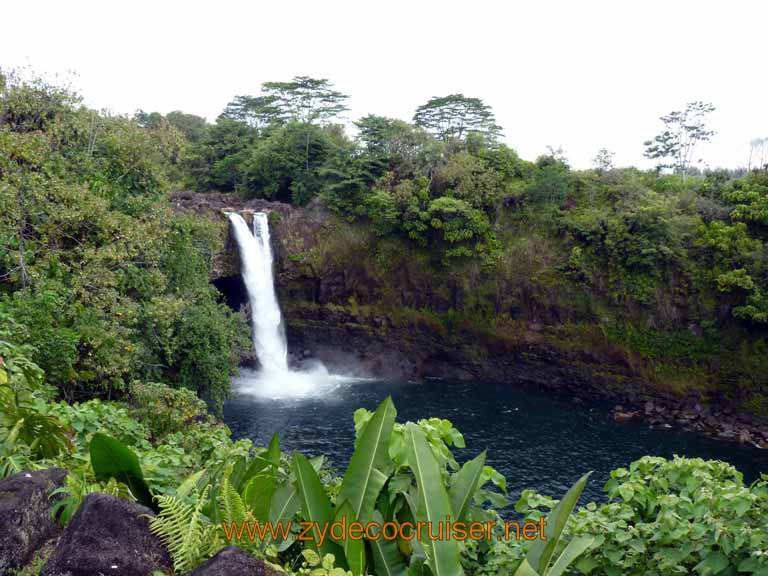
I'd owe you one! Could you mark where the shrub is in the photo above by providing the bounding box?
[128,381,211,442]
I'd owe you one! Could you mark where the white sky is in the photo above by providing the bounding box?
[2,0,767,169]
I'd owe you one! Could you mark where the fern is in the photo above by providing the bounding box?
[218,475,248,525]
[149,486,219,573]
[216,470,266,555]
[52,471,137,525]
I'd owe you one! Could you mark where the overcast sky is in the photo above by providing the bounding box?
[2,0,766,169]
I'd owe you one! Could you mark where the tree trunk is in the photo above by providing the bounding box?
[16,184,29,289]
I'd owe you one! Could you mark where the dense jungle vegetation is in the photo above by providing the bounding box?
[1,71,767,575]
[185,78,768,417]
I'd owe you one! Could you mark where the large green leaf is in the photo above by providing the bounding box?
[264,456,323,552]
[513,560,540,576]
[448,450,486,523]
[518,472,591,575]
[90,432,155,511]
[405,423,463,576]
[242,471,277,522]
[292,452,345,560]
[548,536,595,576]
[334,499,367,575]
[339,396,396,525]
[370,509,409,576]
[243,432,281,483]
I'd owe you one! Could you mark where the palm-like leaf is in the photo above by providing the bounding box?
[405,422,463,576]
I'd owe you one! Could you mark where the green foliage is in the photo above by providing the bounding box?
[643,101,716,174]
[51,470,135,525]
[290,398,507,576]
[150,485,219,573]
[0,336,72,474]
[127,381,211,442]
[89,432,155,510]
[260,76,350,125]
[413,94,502,141]
[295,550,352,576]
[0,72,247,404]
[182,116,254,191]
[513,457,768,576]
[165,111,208,143]
[725,172,768,228]
[514,473,593,576]
[527,155,573,205]
[404,422,463,576]
[243,122,338,204]
[48,398,149,449]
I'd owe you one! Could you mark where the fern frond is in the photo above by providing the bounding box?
[149,486,218,573]
[217,475,247,525]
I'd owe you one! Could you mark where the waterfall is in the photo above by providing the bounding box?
[227,210,363,399]
[227,212,288,373]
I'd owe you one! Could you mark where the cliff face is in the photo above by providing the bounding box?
[170,191,768,446]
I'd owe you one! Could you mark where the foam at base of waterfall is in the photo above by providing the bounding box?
[228,210,369,399]
[233,364,362,400]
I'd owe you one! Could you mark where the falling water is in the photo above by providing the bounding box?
[227,211,362,399]
[227,212,288,373]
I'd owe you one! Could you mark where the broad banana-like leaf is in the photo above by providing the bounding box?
[176,469,206,499]
[448,450,486,523]
[266,455,324,552]
[333,499,367,575]
[339,396,396,525]
[518,471,591,575]
[548,535,595,576]
[242,471,277,521]
[404,423,463,576]
[242,433,281,486]
[369,509,408,576]
[514,559,540,576]
[90,433,155,511]
[292,452,345,561]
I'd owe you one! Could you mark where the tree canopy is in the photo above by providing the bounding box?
[413,93,502,141]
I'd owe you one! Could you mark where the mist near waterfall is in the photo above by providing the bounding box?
[227,211,365,400]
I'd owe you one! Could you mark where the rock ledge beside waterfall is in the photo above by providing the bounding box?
[170,191,768,448]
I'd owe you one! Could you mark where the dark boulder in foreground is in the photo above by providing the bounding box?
[0,468,67,576]
[41,493,172,576]
[188,546,281,576]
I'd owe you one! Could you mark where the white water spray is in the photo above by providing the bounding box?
[227,211,361,399]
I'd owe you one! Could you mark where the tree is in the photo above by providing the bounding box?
[527,153,572,204]
[354,115,439,179]
[260,76,349,125]
[643,101,715,175]
[165,111,208,143]
[182,117,254,191]
[592,148,615,172]
[221,95,285,130]
[748,137,767,171]
[242,122,336,204]
[413,94,502,141]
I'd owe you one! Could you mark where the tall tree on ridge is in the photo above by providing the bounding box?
[261,76,349,125]
[643,101,715,176]
[413,94,502,142]
[221,95,286,130]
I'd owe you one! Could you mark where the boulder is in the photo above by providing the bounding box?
[739,429,753,444]
[0,468,67,576]
[613,410,639,423]
[41,493,172,576]
[187,547,280,576]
